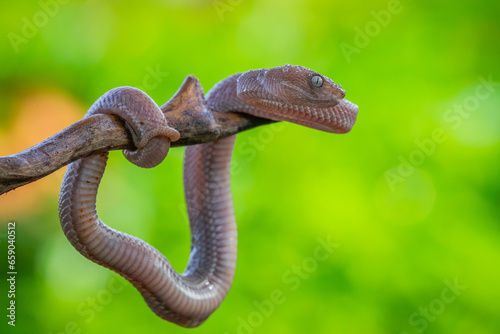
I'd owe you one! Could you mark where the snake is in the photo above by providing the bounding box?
[58,64,358,327]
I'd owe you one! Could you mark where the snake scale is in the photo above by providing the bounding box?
[58,64,358,327]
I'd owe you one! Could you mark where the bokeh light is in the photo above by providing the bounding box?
[0,1,499,333]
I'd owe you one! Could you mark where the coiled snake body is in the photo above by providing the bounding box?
[58,65,358,327]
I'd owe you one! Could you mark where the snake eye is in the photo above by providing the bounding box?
[311,75,323,87]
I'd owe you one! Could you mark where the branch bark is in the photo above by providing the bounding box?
[0,75,273,195]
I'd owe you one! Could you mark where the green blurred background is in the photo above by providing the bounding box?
[1,0,499,333]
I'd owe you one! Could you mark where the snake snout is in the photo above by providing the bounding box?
[326,83,345,101]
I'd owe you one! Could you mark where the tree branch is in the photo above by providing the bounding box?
[0,75,273,195]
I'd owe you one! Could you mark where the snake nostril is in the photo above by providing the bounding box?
[336,86,346,99]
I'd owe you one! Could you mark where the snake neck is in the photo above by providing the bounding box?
[205,73,254,114]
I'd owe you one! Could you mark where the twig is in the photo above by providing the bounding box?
[0,75,273,195]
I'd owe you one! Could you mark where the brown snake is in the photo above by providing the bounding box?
[58,65,358,327]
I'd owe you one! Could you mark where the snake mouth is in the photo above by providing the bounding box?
[246,98,358,134]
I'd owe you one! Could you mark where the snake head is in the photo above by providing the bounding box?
[237,64,357,134]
